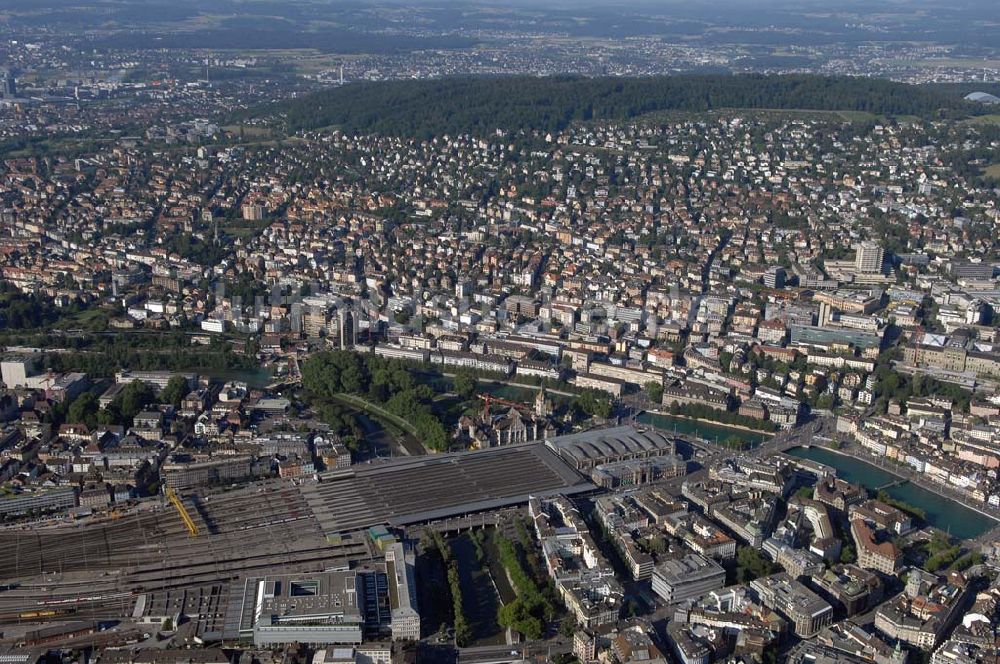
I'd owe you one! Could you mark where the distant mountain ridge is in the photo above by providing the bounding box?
[250,74,982,139]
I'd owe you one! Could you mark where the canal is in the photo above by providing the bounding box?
[636,411,771,447]
[450,531,508,646]
[787,446,997,540]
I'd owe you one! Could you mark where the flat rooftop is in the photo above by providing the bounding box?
[232,571,362,636]
[302,442,592,534]
[654,553,725,584]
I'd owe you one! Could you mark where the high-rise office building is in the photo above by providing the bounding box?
[0,70,15,99]
[763,266,786,289]
[338,308,358,349]
[817,301,833,328]
[854,241,884,274]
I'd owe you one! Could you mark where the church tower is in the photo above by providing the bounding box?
[535,386,551,418]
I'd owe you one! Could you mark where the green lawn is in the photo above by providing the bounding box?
[56,307,110,328]
[220,218,271,238]
[221,124,274,138]
[967,114,1000,127]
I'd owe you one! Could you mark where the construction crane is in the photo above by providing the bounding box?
[165,486,199,537]
[476,393,531,413]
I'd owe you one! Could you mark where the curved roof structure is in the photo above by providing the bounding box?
[965,91,1000,104]
[546,426,676,468]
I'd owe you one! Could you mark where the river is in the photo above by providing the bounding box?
[636,412,771,447]
[417,373,572,405]
[787,446,997,540]
[450,531,507,646]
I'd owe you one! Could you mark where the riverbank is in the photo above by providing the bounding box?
[427,372,579,401]
[637,411,772,447]
[643,409,776,437]
[821,443,1000,524]
[787,444,998,539]
[329,393,427,456]
[450,532,506,646]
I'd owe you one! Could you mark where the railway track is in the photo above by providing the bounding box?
[0,482,374,627]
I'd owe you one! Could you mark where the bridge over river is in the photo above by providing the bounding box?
[787,442,1000,541]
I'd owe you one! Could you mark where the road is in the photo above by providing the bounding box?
[641,414,832,476]
[456,639,571,663]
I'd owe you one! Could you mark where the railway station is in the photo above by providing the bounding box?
[302,441,595,534]
[0,438,599,639]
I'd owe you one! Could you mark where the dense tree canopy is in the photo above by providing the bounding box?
[301,351,450,451]
[118,380,156,424]
[495,531,555,639]
[735,545,778,583]
[452,371,477,399]
[0,284,77,330]
[160,375,189,408]
[258,74,979,138]
[67,392,99,429]
[41,333,256,378]
[572,390,614,419]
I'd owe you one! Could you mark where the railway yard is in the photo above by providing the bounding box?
[0,441,595,641]
[0,483,373,632]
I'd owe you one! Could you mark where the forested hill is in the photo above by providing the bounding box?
[257,74,979,138]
